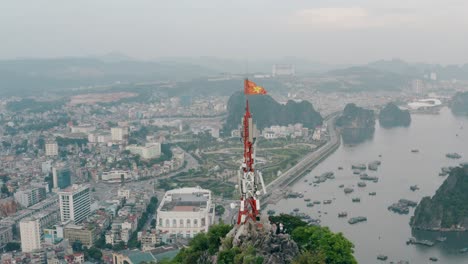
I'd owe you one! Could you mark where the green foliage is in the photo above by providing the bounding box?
[6,98,65,113]
[170,223,232,264]
[5,242,21,252]
[215,205,226,216]
[56,136,88,147]
[411,166,468,229]
[336,103,375,144]
[378,102,411,128]
[269,214,308,234]
[292,226,356,264]
[126,196,158,249]
[292,250,326,264]
[224,91,322,133]
[85,247,103,261]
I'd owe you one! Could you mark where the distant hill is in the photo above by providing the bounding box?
[318,66,411,92]
[368,59,468,80]
[378,102,411,128]
[336,103,375,144]
[411,166,468,231]
[450,92,468,115]
[223,91,322,133]
[0,58,215,97]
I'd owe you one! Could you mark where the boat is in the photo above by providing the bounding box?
[435,237,446,242]
[446,152,462,159]
[377,255,388,261]
[410,185,419,191]
[357,182,366,187]
[344,188,354,194]
[348,216,367,224]
[352,164,367,170]
[352,197,361,203]
[429,257,438,262]
[323,200,332,204]
[338,212,348,217]
[369,192,376,196]
[360,174,379,182]
[406,238,435,247]
[368,161,381,170]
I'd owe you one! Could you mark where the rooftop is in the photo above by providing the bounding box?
[160,187,211,212]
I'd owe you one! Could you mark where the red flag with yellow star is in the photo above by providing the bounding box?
[244,79,267,95]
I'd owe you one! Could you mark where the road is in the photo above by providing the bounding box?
[263,113,341,205]
[217,113,341,222]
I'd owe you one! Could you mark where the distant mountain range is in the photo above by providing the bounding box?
[2,55,468,97]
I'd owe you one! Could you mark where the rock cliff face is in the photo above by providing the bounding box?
[411,166,468,231]
[378,102,411,128]
[223,91,322,133]
[450,92,468,115]
[336,103,375,144]
[220,218,299,264]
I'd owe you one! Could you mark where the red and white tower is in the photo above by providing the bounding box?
[236,99,267,224]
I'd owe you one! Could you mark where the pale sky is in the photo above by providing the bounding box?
[1,0,468,64]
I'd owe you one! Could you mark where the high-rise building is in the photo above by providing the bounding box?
[52,164,72,190]
[20,217,41,252]
[111,127,128,142]
[272,64,295,77]
[58,185,91,224]
[14,187,47,208]
[45,141,59,156]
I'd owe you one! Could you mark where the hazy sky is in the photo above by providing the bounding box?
[2,0,468,64]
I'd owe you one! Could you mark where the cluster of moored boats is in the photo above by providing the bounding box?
[388,199,418,214]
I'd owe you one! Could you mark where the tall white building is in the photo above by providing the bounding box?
[272,64,295,77]
[126,143,161,160]
[156,187,214,238]
[111,127,128,142]
[58,185,91,224]
[45,141,58,156]
[20,217,41,253]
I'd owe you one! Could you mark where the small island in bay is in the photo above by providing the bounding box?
[450,91,468,115]
[336,103,375,144]
[410,165,468,231]
[378,102,411,128]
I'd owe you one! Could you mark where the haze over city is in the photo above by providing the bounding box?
[2,0,468,64]
[2,1,468,264]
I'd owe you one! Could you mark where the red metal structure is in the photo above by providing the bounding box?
[236,97,266,224]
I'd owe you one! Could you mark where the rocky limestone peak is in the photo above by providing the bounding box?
[220,217,299,264]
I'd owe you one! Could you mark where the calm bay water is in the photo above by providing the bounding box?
[267,107,468,264]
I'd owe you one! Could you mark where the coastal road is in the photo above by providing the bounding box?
[263,113,341,205]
